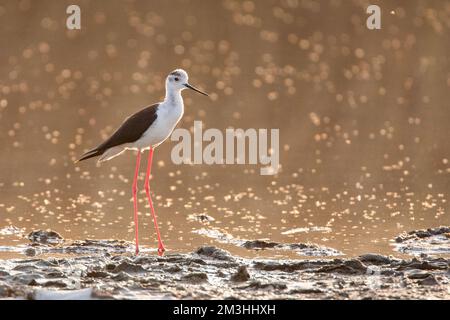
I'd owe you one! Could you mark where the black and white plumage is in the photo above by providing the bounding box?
[77,69,208,163]
[77,104,159,162]
[76,68,209,256]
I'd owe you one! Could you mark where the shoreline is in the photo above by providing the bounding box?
[0,227,449,300]
[0,250,449,300]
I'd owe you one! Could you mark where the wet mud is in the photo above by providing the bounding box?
[193,228,343,257]
[394,227,450,256]
[0,229,449,300]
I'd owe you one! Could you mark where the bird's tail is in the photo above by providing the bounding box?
[75,148,103,163]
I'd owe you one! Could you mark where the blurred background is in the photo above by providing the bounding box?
[0,0,448,258]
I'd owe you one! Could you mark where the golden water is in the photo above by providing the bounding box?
[0,0,448,259]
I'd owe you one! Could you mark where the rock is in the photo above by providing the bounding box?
[429,227,450,235]
[24,247,37,257]
[254,261,307,272]
[287,243,310,250]
[164,265,182,273]
[105,264,116,271]
[42,280,67,288]
[395,233,416,243]
[64,239,131,254]
[242,240,278,249]
[28,279,38,286]
[111,272,131,281]
[418,275,439,286]
[133,256,157,265]
[28,230,64,245]
[36,260,58,267]
[394,226,450,256]
[86,271,110,278]
[288,243,343,256]
[253,260,327,272]
[318,259,367,275]
[407,271,432,280]
[359,254,391,265]
[346,260,368,272]
[244,281,287,290]
[398,260,448,271]
[289,288,323,294]
[112,261,146,274]
[158,255,186,264]
[46,271,65,278]
[187,258,207,266]
[12,265,38,272]
[243,240,342,257]
[14,273,43,285]
[181,272,208,284]
[0,284,13,297]
[195,246,234,261]
[230,266,250,282]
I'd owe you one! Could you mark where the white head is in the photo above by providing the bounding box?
[166,69,209,96]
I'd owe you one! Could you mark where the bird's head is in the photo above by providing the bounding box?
[166,69,209,96]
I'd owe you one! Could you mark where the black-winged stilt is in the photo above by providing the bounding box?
[76,69,209,255]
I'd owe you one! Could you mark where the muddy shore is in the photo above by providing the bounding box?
[0,227,449,300]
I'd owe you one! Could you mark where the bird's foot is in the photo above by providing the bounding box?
[135,248,140,255]
[157,244,166,256]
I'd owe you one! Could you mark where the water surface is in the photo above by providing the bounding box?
[0,0,448,259]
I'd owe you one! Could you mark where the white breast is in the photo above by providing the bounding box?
[131,98,184,150]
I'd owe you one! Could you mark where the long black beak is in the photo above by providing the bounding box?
[184,83,209,97]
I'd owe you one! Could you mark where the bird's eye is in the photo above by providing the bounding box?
[174,77,179,82]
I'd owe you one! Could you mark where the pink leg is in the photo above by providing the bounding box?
[144,147,165,256]
[132,152,141,255]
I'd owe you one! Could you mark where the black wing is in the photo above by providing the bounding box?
[77,104,159,162]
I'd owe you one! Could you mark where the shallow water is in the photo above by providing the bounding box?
[0,0,449,260]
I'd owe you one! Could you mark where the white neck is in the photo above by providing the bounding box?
[164,88,183,105]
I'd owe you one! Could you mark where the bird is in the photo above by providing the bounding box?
[76,69,209,255]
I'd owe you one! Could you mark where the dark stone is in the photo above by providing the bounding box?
[42,280,67,288]
[243,281,287,290]
[0,284,13,297]
[359,254,391,265]
[164,265,182,273]
[12,265,38,272]
[28,230,64,245]
[253,260,326,272]
[46,271,65,278]
[230,266,250,282]
[24,247,37,257]
[111,272,131,281]
[195,246,234,261]
[407,271,431,279]
[318,259,367,275]
[395,226,450,243]
[112,261,146,273]
[105,264,116,271]
[181,272,208,284]
[398,260,448,271]
[288,288,323,294]
[86,271,110,278]
[418,275,439,286]
[242,240,278,249]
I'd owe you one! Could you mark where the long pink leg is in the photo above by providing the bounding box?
[132,152,141,255]
[144,147,165,256]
